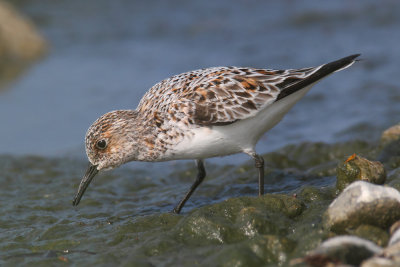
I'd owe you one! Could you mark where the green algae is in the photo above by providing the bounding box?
[298,186,333,203]
[351,224,389,247]
[336,155,386,191]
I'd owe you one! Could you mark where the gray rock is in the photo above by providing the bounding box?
[389,227,400,246]
[361,221,400,267]
[303,236,382,266]
[379,124,400,169]
[380,124,400,148]
[361,257,398,267]
[365,243,400,267]
[382,242,400,264]
[324,181,400,233]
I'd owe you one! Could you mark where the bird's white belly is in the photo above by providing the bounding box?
[167,126,243,160]
[165,84,315,160]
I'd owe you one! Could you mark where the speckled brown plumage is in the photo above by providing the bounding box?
[137,66,319,127]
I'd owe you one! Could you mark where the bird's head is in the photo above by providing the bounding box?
[72,110,141,206]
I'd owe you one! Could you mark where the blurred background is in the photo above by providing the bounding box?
[0,0,399,161]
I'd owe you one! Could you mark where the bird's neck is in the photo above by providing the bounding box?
[123,110,161,162]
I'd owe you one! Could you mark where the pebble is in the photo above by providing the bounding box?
[380,123,400,147]
[324,181,400,233]
[302,235,382,266]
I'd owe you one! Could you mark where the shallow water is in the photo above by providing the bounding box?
[1,0,400,265]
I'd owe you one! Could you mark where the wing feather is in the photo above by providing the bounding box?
[136,54,359,128]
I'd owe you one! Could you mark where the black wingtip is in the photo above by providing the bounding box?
[339,54,361,62]
[348,53,361,59]
[276,54,360,101]
[339,54,362,65]
[320,54,361,73]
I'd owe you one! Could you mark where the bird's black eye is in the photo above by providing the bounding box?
[96,139,107,150]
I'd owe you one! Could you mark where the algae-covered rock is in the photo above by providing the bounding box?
[336,154,386,191]
[201,235,296,267]
[175,194,304,245]
[202,244,265,267]
[263,140,374,171]
[386,168,400,192]
[303,236,382,267]
[235,207,283,238]
[379,124,400,169]
[259,194,305,219]
[246,235,296,265]
[379,140,400,169]
[176,205,243,245]
[380,124,400,147]
[175,197,260,245]
[351,224,389,247]
[298,186,333,203]
[324,181,400,233]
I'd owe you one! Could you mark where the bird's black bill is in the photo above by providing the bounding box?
[72,163,99,206]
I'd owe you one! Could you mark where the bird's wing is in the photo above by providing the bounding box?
[137,54,359,127]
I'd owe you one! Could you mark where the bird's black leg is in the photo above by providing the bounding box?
[172,159,206,214]
[247,152,265,196]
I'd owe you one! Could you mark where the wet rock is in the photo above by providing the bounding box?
[302,236,382,267]
[235,207,283,238]
[246,235,296,265]
[364,242,400,267]
[381,242,400,264]
[380,124,400,147]
[389,221,400,246]
[176,207,241,245]
[351,224,389,247]
[175,194,304,245]
[202,244,265,267]
[0,1,46,83]
[361,257,398,267]
[379,124,400,169]
[386,168,400,192]
[324,181,400,233]
[263,140,374,171]
[379,140,400,169]
[336,154,386,191]
[259,194,305,219]
[203,235,296,266]
[298,186,331,203]
[175,197,255,245]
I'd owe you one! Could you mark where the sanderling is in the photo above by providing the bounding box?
[72,54,360,213]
